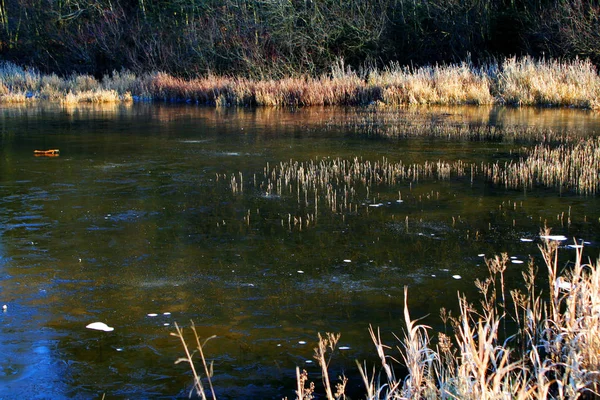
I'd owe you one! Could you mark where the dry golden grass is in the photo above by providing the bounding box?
[0,57,597,108]
[60,89,123,105]
[498,57,600,109]
[371,62,495,106]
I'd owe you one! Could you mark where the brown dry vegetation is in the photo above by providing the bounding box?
[1,57,598,109]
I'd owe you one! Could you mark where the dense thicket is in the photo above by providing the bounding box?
[0,0,598,77]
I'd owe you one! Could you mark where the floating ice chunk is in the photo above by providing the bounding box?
[568,244,584,249]
[431,274,436,277]
[86,322,114,332]
[116,348,123,352]
[540,235,568,241]
[478,254,485,257]
[584,241,591,245]
[510,256,517,259]
[163,323,170,326]
[339,346,351,350]
[520,238,533,242]
[163,312,171,316]
[2,304,6,312]
[306,360,313,364]
[343,259,351,263]
[396,200,404,203]
[452,275,462,280]
[277,344,281,347]
[369,203,384,207]
[298,341,306,345]
[297,270,304,274]
[147,313,158,317]
[511,260,524,264]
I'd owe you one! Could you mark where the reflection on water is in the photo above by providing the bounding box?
[0,103,599,398]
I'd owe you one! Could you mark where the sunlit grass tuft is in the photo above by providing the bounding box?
[498,57,600,108]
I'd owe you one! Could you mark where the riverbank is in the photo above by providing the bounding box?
[1,57,598,109]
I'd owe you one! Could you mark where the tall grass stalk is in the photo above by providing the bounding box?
[171,322,217,399]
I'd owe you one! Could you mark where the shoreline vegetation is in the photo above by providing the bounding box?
[176,234,600,399]
[0,57,599,109]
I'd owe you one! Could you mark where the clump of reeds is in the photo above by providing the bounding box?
[0,61,133,104]
[228,146,598,232]
[497,56,600,109]
[291,230,600,399]
[368,61,495,106]
[251,157,472,217]
[484,137,600,195]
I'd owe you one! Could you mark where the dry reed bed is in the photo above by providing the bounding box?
[245,142,600,220]
[176,233,600,399]
[251,157,471,214]
[483,137,600,195]
[1,57,598,108]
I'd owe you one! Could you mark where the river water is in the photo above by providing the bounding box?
[1,103,599,398]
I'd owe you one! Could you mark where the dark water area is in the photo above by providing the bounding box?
[1,103,600,399]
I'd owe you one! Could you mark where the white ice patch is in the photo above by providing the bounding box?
[520,238,533,242]
[452,275,462,280]
[511,260,524,264]
[86,322,114,332]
